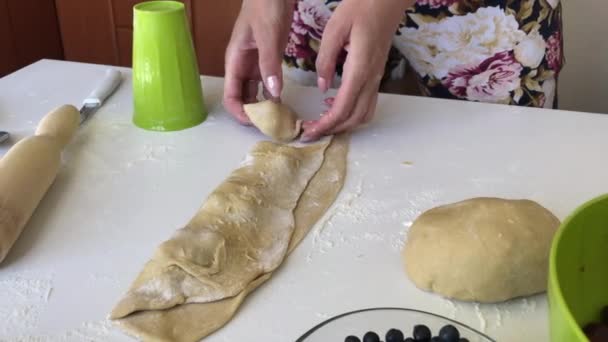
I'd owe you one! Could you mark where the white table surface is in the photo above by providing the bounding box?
[1,60,607,342]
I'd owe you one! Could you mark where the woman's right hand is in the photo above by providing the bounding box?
[223,0,294,124]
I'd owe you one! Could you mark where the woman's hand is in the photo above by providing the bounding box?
[301,0,412,141]
[223,0,295,124]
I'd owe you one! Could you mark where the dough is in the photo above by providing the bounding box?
[402,197,560,303]
[110,135,349,341]
[243,100,302,142]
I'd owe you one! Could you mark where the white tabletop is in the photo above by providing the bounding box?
[1,60,607,342]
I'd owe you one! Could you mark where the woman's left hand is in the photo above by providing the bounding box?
[301,0,412,141]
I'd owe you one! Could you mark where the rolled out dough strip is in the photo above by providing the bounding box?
[111,135,349,341]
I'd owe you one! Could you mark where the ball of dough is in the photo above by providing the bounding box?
[402,197,560,303]
[243,100,302,142]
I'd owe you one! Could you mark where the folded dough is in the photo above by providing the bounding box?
[110,135,349,341]
[243,100,302,142]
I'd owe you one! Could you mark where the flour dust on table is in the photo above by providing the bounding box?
[403,197,560,303]
[110,135,349,341]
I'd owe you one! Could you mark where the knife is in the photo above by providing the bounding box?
[0,69,122,263]
[0,69,121,147]
[80,69,122,123]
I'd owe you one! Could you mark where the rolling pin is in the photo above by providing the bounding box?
[0,105,80,263]
[0,69,121,263]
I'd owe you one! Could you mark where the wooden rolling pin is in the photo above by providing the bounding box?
[0,105,80,263]
[0,69,121,263]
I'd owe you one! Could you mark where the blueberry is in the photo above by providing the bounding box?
[386,328,405,342]
[590,325,608,342]
[431,337,442,342]
[363,331,380,342]
[345,336,361,342]
[405,338,415,342]
[438,324,460,342]
[413,325,432,342]
[584,323,600,338]
[459,339,470,342]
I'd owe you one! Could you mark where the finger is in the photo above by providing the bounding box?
[251,19,287,99]
[262,86,282,102]
[223,73,251,125]
[330,81,377,134]
[362,93,378,124]
[303,52,368,140]
[302,120,314,132]
[224,14,257,125]
[244,80,259,104]
[316,19,350,93]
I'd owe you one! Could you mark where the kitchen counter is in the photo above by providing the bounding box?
[1,60,607,341]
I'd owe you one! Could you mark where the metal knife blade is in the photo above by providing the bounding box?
[79,69,122,124]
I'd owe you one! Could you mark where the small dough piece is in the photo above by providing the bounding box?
[402,197,560,303]
[244,100,302,142]
[111,135,349,341]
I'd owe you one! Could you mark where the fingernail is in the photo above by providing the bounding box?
[266,75,280,98]
[318,77,328,93]
[300,134,316,143]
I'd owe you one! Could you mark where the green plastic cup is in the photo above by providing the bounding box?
[548,194,608,341]
[132,1,206,131]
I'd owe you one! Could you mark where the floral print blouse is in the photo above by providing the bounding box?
[283,0,564,108]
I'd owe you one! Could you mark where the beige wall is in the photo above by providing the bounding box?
[559,0,608,114]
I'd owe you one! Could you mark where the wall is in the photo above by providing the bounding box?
[559,0,608,114]
[0,0,63,77]
[55,0,241,77]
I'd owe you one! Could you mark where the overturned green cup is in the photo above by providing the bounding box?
[132,1,206,131]
[548,193,608,341]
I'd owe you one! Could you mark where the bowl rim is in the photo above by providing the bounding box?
[548,193,608,340]
[295,307,496,342]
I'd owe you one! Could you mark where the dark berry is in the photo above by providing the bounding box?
[386,328,405,342]
[438,324,460,342]
[590,325,608,342]
[431,337,442,342]
[601,306,608,324]
[345,336,361,342]
[584,323,601,338]
[363,331,380,342]
[405,338,415,342]
[413,325,432,342]
[459,339,470,342]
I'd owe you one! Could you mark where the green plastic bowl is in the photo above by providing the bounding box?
[549,193,608,341]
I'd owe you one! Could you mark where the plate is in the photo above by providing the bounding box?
[297,307,495,342]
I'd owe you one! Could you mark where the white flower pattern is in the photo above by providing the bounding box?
[395,6,526,79]
[292,0,332,40]
[514,28,546,68]
[443,51,523,103]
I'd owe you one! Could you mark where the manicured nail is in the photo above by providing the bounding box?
[266,75,280,98]
[300,133,318,143]
[318,77,328,93]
